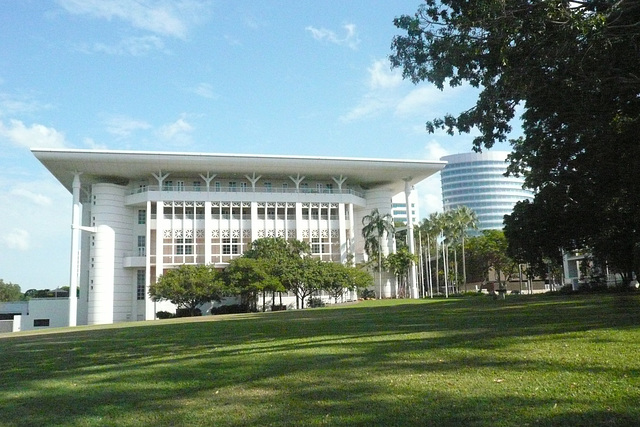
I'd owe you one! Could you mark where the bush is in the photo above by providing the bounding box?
[308,297,325,308]
[156,311,175,319]
[271,304,287,311]
[360,289,376,299]
[210,304,250,315]
[176,308,202,317]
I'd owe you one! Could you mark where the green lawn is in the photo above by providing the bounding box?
[2,293,640,426]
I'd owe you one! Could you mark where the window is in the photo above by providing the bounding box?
[33,319,50,327]
[222,238,239,255]
[138,184,147,193]
[137,236,146,256]
[163,180,173,191]
[176,181,185,191]
[138,209,146,225]
[215,182,221,192]
[282,183,288,191]
[316,183,323,193]
[136,270,145,300]
[300,182,309,192]
[240,182,247,192]
[193,181,201,191]
[312,238,321,254]
[229,182,237,192]
[176,238,193,255]
[264,182,272,192]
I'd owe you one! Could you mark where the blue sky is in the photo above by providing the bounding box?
[0,0,510,290]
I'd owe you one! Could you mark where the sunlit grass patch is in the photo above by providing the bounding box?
[1,293,640,426]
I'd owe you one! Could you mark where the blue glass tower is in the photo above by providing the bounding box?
[440,151,533,233]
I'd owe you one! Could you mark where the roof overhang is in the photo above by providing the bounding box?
[32,149,446,195]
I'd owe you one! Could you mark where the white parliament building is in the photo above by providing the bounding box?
[31,149,444,327]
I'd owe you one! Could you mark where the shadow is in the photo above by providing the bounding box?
[1,294,640,426]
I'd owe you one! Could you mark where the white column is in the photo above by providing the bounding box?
[204,201,212,264]
[338,203,347,263]
[405,180,419,299]
[68,172,82,327]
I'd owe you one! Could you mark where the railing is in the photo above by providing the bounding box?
[131,185,364,198]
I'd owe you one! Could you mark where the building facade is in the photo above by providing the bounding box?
[33,149,445,326]
[391,191,418,225]
[440,151,534,233]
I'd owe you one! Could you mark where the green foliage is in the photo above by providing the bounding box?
[155,311,175,319]
[0,280,22,302]
[224,257,283,311]
[149,264,225,316]
[466,230,517,284]
[307,297,325,308]
[391,0,640,282]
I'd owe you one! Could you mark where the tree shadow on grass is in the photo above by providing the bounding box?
[1,294,640,426]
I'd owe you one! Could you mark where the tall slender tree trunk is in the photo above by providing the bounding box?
[462,236,467,292]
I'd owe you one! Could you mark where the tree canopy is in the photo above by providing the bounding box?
[0,279,22,302]
[150,264,225,315]
[391,0,640,281]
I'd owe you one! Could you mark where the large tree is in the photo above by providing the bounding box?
[0,280,22,302]
[150,264,225,316]
[391,0,640,282]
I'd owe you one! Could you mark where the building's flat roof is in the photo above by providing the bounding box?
[32,149,446,195]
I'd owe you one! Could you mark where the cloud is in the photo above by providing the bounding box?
[57,0,209,39]
[306,23,360,50]
[0,93,53,116]
[3,228,30,251]
[191,82,217,99]
[91,35,166,56]
[0,119,68,149]
[105,115,152,138]
[341,59,402,122]
[367,59,402,90]
[10,188,52,206]
[424,139,449,161]
[158,115,194,144]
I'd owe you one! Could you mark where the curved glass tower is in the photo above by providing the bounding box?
[440,151,533,233]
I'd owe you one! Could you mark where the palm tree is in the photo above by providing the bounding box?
[419,213,439,298]
[362,209,395,298]
[453,206,478,292]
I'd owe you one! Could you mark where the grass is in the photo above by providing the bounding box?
[1,293,640,426]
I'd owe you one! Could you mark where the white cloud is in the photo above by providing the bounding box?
[424,139,449,161]
[368,59,402,90]
[91,35,165,56]
[191,82,217,99]
[395,87,443,117]
[83,137,108,149]
[306,23,360,50]
[105,115,152,138]
[341,59,402,122]
[416,175,443,217]
[57,0,209,39]
[158,115,194,144]
[10,188,52,206]
[3,228,30,251]
[0,119,68,149]
[0,93,52,116]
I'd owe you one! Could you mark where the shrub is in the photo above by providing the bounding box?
[156,311,175,319]
[360,289,376,299]
[271,304,287,311]
[210,304,250,315]
[308,297,325,308]
[176,308,202,318]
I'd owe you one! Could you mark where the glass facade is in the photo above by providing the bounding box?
[440,152,533,234]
